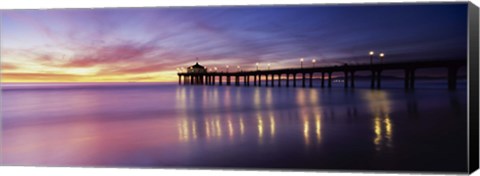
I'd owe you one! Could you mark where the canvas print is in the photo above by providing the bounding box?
[0,2,477,173]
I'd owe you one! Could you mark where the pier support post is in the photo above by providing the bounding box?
[344,71,349,88]
[328,72,332,88]
[448,67,458,91]
[371,71,376,89]
[309,73,313,88]
[190,75,194,85]
[409,69,415,89]
[278,74,281,87]
[350,71,355,88]
[302,73,306,88]
[178,76,181,85]
[212,75,216,85]
[265,74,269,87]
[219,75,223,85]
[236,76,240,86]
[404,69,410,89]
[227,76,231,86]
[286,74,290,87]
[258,75,262,87]
[321,72,325,88]
[271,74,275,87]
[254,75,257,86]
[244,76,247,86]
[376,70,382,89]
[293,73,297,87]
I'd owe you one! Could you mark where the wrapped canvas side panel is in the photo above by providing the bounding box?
[468,2,479,174]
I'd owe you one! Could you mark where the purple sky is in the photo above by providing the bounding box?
[0,3,468,82]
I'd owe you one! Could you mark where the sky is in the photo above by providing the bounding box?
[0,3,468,82]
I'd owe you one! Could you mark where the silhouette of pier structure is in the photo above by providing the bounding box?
[177,59,465,90]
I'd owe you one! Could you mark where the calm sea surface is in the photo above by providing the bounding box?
[1,81,467,172]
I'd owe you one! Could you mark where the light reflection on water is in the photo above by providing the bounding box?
[364,91,393,151]
[1,82,467,171]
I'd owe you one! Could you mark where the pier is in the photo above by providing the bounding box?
[178,59,466,90]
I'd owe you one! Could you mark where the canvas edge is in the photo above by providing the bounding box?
[468,1,480,174]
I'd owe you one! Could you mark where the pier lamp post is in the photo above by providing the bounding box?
[379,53,385,63]
[237,65,240,72]
[226,65,229,73]
[369,51,375,65]
[300,58,304,69]
[268,63,271,70]
[312,59,316,67]
[256,62,259,71]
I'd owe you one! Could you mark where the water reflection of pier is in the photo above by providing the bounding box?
[365,91,393,150]
[176,111,324,147]
[175,86,463,151]
[175,87,324,146]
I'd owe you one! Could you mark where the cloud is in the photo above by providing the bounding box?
[61,41,159,68]
[1,63,18,70]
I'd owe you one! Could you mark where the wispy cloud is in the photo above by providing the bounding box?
[1,63,18,70]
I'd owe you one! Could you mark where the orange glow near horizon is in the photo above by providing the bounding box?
[1,69,179,83]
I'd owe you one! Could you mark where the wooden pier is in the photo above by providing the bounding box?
[178,59,466,90]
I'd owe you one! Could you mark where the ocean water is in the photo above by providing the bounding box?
[1,81,467,172]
